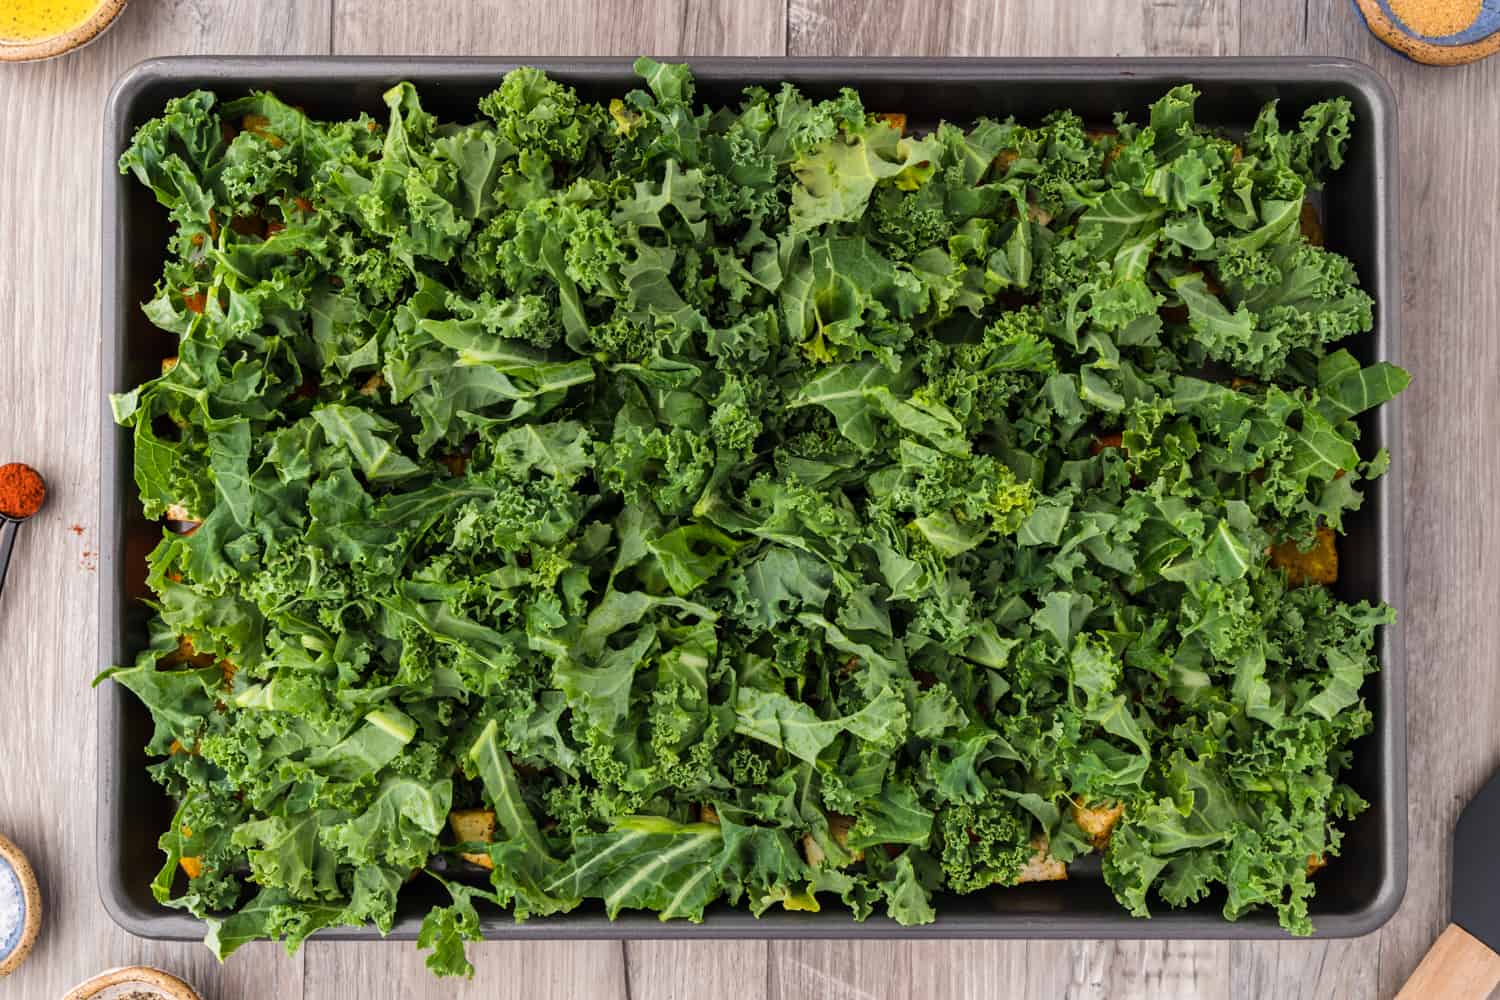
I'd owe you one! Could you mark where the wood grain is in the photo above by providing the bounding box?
[333,0,785,56]
[788,0,1235,57]
[303,940,629,999]
[3,1,1498,998]
[629,941,771,1000]
[1060,941,1228,1000]
[1229,939,1379,1000]
[1394,925,1500,1000]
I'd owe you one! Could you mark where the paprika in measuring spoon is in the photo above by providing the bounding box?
[0,463,47,605]
[0,464,45,520]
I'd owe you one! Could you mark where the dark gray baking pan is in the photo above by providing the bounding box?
[99,56,1405,942]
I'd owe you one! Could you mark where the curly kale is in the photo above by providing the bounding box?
[105,62,1403,978]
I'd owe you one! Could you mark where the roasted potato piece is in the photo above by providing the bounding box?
[876,113,907,135]
[801,813,864,867]
[1016,836,1067,883]
[1300,201,1324,247]
[241,113,284,147]
[1307,853,1327,876]
[1072,800,1125,850]
[699,803,720,825]
[1085,127,1124,169]
[159,635,215,669]
[179,856,205,879]
[1269,526,1338,587]
[829,813,859,853]
[449,808,498,870]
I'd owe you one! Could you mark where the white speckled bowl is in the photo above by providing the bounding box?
[0,833,42,978]
[64,966,202,1000]
[0,0,128,63]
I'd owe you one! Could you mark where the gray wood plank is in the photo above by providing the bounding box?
[770,940,1232,1000]
[1066,941,1230,1000]
[769,940,911,1000]
[1230,940,1378,1000]
[1144,0,1237,56]
[1238,5,1500,999]
[333,0,786,56]
[789,0,1146,57]
[786,0,1230,59]
[770,940,1079,1000]
[303,940,629,999]
[629,941,771,1000]
[0,6,330,1000]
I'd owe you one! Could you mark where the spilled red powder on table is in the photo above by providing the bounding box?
[70,522,98,571]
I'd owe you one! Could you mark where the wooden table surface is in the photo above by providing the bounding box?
[2,1,1496,997]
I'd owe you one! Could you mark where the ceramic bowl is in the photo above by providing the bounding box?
[0,833,42,978]
[1352,0,1500,64]
[64,966,203,1000]
[0,0,128,64]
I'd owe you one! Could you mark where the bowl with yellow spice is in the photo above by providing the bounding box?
[0,0,127,63]
[1352,0,1500,65]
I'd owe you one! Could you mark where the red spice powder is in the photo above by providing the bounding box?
[0,462,46,519]
[69,523,85,535]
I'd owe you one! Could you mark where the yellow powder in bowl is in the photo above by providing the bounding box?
[0,0,103,42]
[1387,0,1482,36]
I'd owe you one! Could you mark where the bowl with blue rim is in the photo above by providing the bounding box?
[1352,0,1500,64]
[0,833,41,978]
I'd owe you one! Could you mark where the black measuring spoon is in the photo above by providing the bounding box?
[0,463,47,602]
